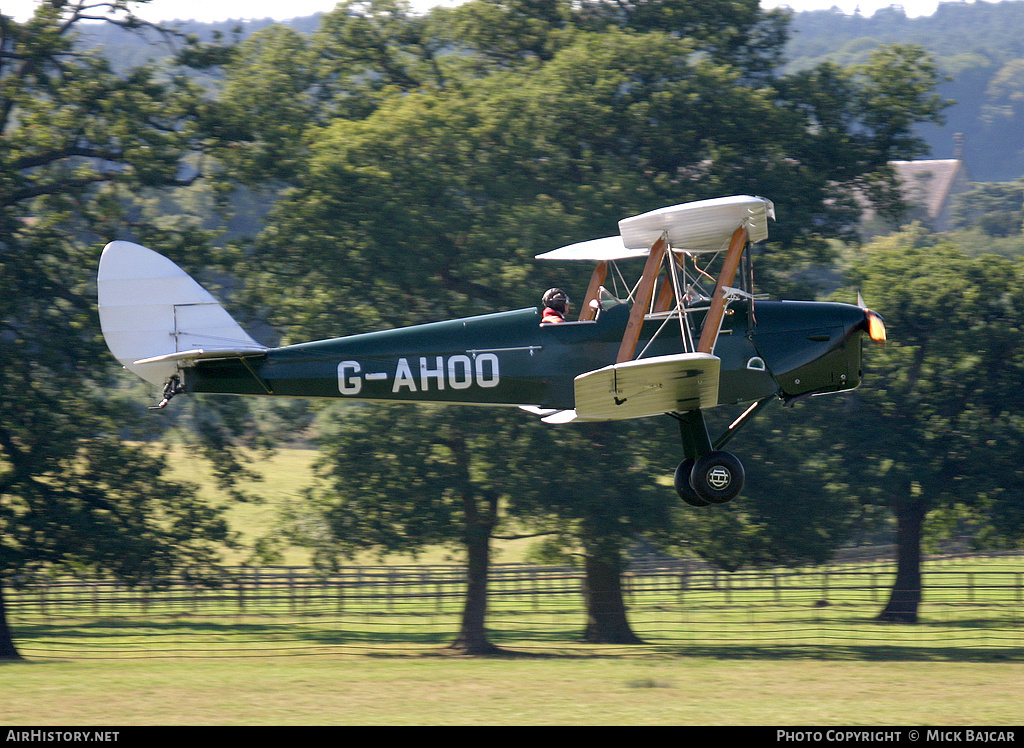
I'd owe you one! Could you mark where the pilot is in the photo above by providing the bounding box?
[541,288,570,324]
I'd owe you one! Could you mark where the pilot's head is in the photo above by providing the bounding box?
[542,288,569,313]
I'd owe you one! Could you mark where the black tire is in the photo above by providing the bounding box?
[690,451,744,504]
[674,458,710,507]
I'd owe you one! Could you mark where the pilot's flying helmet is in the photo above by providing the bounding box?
[542,288,570,312]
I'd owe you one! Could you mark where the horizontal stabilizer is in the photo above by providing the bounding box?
[518,405,559,416]
[98,241,265,386]
[133,348,266,366]
[518,406,579,424]
[541,409,579,424]
[574,353,720,421]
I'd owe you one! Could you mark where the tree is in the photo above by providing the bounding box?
[575,0,790,78]
[506,419,678,643]
[951,180,1024,238]
[979,58,1024,180]
[850,44,948,163]
[314,0,449,111]
[287,405,546,654]
[768,44,948,263]
[205,23,321,186]
[834,227,1024,622]
[669,406,862,573]
[0,1,241,659]
[426,0,572,71]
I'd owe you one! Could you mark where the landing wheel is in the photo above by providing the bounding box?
[690,451,744,504]
[674,458,710,507]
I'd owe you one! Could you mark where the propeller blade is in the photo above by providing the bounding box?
[866,310,887,345]
[855,291,886,345]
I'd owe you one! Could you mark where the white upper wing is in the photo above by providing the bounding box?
[536,195,774,261]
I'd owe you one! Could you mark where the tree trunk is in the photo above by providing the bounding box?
[448,522,502,655]
[877,497,926,623]
[445,433,501,655]
[582,548,643,644]
[0,583,23,660]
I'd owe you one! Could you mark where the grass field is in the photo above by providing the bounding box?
[5,557,1022,725]
[3,655,1023,725]
[4,448,1022,725]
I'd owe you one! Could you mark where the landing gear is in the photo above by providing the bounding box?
[690,451,744,504]
[670,401,769,507]
[673,458,709,507]
[673,451,744,505]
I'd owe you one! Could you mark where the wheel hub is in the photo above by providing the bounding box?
[707,466,732,489]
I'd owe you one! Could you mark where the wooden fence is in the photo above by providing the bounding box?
[5,557,1022,658]
[7,559,1024,617]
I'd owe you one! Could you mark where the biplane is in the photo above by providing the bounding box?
[98,195,885,507]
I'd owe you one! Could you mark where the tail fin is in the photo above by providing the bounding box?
[97,241,265,387]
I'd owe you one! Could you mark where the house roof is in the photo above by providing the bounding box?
[889,159,966,220]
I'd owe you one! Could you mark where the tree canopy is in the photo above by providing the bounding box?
[821,228,1024,621]
[0,1,243,659]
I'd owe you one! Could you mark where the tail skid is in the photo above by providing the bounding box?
[97,241,265,387]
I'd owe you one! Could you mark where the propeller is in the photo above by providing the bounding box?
[857,292,887,346]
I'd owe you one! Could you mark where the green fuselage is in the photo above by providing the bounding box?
[185,299,871,411]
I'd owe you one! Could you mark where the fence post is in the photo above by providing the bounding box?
[358,570,366,620]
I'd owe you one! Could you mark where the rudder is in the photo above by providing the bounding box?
[97,241,265,387]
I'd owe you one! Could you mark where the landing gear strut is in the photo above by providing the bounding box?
[670,399,772,507]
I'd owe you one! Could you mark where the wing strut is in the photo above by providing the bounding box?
[696,225,748,354]
[616,234,668,363]
[578,261,608,321]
